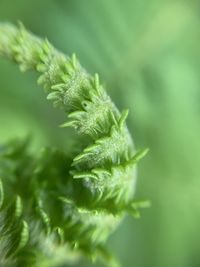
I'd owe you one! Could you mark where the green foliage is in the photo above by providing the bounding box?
[0,23,148,266]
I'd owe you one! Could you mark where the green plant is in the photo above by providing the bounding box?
[0,23,149,267]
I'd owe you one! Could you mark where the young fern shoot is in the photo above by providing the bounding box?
[0,23,149,267]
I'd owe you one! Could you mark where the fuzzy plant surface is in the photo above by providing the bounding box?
[0,23,149,267]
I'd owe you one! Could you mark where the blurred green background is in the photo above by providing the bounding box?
[0,1,200,267]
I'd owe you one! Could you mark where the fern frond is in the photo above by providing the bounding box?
[0,23,149,266]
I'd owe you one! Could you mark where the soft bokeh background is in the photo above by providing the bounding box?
[0,1,200,267]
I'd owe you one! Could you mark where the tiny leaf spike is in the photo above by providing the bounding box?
[0,23,149,267]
